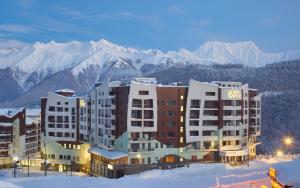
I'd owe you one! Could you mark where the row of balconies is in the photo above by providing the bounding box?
[128,148,155,153]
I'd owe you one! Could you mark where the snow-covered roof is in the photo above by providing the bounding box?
[26,108,40,116]
[55,89,75,93]
[0,108,24,118]
[26,117,35,125]
[89,147,128,160]
[0,122,12,127]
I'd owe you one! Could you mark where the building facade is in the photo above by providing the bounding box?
[40,89,91,172]
[85,78,261,177]
[40,78,261,177]
[0,108,41,168]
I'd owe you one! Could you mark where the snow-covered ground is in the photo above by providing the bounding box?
[0,157,299,188]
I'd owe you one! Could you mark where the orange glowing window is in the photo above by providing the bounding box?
[165,156,175,163]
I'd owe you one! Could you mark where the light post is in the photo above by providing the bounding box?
[44,160,49,176]
[283,136,294,159]
[26,130,30,177]
[276,150,283,158]
[12,156,19,178]
[137,153,141,176]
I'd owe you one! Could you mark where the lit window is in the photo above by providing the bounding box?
[180,95,184,100]
[180,127,183,133]
[77,145,80,150]
[180,147,183,153]
[180,116,183,123]
[180,106,184,112]
[165,156,175,163]
[180,137,183,143]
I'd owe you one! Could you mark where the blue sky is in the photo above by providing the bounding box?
[0,0,299,52]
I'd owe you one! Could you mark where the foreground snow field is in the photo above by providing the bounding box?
[0,157,299,188]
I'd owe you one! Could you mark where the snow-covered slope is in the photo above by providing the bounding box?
[0,39,299,92]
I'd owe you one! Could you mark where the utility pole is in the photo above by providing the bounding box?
[44,140,47,176]
[27,154,29,177]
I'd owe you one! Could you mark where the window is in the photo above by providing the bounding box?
[144,121,154,127]
[168,111,176,117]
[165,156,175,163]
[191,155,197,161]
[190,131,199,136]
[166,100,176,106]
[57,107,63,112]
[190,110,199,119]
[167,132,175,138]
[144,110,153,119]
[48,106,55,112]
[131,110,142,119]
[180,106,184,112]
[203,120,218,126]
[202,131,214,136]
[224,110,232,116]
[48,116,55,123]
[48,124,55,128]
[144,99,153,108]
[166,143,174,148]
[191,99,200,108]
[167,121,175,127]
[64,116,69,123]
[139,90,149,95]
[57,116,63,123]
[49,132,55,136]
[57,132,63,137]
[206,92,215,96]
[180,95,184,100]
[203,110,218,116]
[190,120,199,126]
[57,124,63,128]
[204,101,218,108]
[57,102,61,105]
[223,100,232,106]
[65,108,69,112]
[65,102,68,105]
[131,121,142,127]
[180,116,184,123]
[132,99,142,108]
[72,108,75,115]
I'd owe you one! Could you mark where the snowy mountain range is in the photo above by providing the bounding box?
[0,39,300,107]
[1,39,300,92]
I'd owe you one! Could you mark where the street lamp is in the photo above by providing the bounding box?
[137,154,141,176]
[26,130,30,177]
[44,160,49,176]
[276,150,283,157]
[12,156,19,178]
[283,136,294,159]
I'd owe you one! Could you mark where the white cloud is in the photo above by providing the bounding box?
[0,24,35,33]
[54,7,84,17]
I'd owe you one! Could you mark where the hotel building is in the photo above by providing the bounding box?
[0,108,41,168]
[85,78,261,177]
[40,78,261,177]
[40,89,91,172]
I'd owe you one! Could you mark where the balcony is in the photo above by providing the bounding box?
[129,148,154,153]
